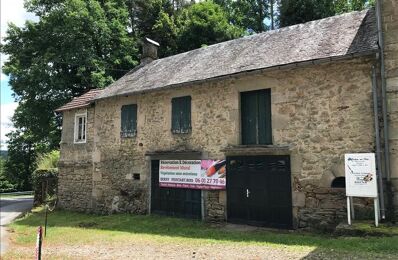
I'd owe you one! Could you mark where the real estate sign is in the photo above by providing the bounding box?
[345,153,378,198]
[159,160,226,190]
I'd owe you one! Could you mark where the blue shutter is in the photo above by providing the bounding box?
[172,98,180,133]
[241,91,258,144]
[258,89,272,144]
[241,89,272,145]
[121,104,137,138]
[182,96,191,133]
[172,96,191,134]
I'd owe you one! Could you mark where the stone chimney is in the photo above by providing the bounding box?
[141,37,160,65]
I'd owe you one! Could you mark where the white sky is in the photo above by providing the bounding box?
[1,0,37,149]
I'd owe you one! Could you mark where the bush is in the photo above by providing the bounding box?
[33,168,58,206]
[0,158,16,193]
[0,177,17,193]
[33,150,59,205]
[36,150,60,170]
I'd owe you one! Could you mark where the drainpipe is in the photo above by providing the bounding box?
[376,0,394,221]
[372,66,386,220]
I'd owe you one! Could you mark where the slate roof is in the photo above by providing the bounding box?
[97,9,378,100]
[55,89,103,112]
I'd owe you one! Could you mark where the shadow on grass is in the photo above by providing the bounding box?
[12,209,398,255]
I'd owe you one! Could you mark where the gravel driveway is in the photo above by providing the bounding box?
[7,240,395,260]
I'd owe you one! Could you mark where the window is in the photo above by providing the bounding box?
[121,104,137,138]
[241,89,272,145]
[171,96,191,134]
[74,113,87,143]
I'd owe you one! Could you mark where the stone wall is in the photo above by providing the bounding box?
[58,107,95,211]
[58,57,377,228]
[383,0,398,218]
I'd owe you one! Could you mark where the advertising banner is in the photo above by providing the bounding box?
[159,160,226,190]
[345,153,378,198]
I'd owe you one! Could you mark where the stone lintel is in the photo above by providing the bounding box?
[221,144,291,156]
[58,160,92,167]
[145,150,207,160]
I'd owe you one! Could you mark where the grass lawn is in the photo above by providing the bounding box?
[4,208,398,259]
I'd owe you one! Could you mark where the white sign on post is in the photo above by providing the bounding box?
[345,153,377,198]
[344,153,379,227]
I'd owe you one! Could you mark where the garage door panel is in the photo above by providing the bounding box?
[151,160,202,219]
[227,156,292,229]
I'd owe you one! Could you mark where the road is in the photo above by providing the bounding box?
[0,196,33,256]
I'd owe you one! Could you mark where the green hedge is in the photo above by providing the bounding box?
[33,168,58,205]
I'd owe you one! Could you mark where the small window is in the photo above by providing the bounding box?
[331,177,346,188]
[171,96,191,134]
[121,104,137,138]
[74,113,87,143]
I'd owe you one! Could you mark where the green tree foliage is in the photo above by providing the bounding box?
[176,1,243,52]
[1,0,137,190]
[334,0,375,14]
[214,0,272,32]
[279,0,334,27]
[0,157,16,193]
[36,150,60,170]
[279,0,374,27]
[3,131,36,191]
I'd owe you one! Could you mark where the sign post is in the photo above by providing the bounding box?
[345,153,379,227]
[35,226,43,260]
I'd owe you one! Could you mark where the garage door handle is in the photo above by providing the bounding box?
[246,189,250,198]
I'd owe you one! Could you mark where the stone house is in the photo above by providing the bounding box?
[55,1,398,229]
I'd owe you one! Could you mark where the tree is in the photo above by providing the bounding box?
[176,1,243,52]
[1,0,138,189]
[334,0,375,14]
[279,0,334,27]
[214,0,272,32]
[0,157,16,193]
[3,131,36,190]
[279,0,374,27]
[152,10,179,57]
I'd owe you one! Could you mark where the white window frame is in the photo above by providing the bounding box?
[74,111,87,144]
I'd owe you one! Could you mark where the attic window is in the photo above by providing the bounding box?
[74,112,87,143]
[331,177,346,188]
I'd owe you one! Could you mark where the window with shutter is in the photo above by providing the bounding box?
[121,104,137,138]
[171,96,191,134]
[241,89,272,145]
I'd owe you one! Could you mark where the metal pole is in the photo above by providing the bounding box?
[372,66,386,219]
[375,198,379,227]
[347,197,351,225]
[349,196,355,220]
[36,226,42,260]
[376,0,394,222]
[44,205,48,237]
